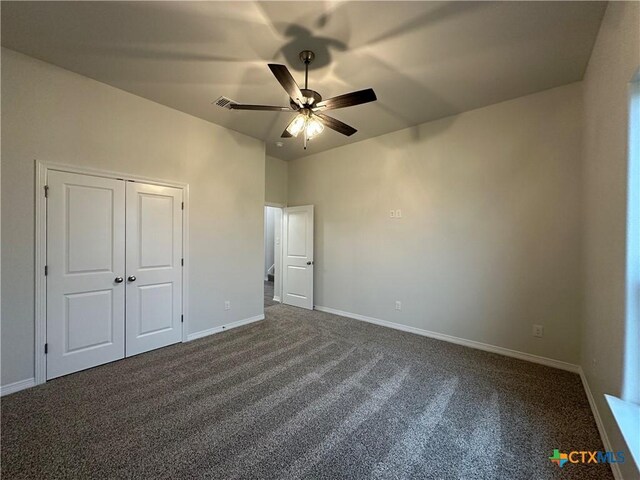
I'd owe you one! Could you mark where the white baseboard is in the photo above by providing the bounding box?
[186,314,265,341]
[314,305,580,373]
[0,377,36,397]
[1,316,265,395]
[0,307,619,479]
[314,306,627,475]
[579,368,623,480]
[273,296,281,302]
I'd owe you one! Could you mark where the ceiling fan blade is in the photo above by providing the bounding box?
[314,88,377,111]
[315,113,357,136]
[268,64,304,104]
[281,128,293,138]
[230,104,291,112]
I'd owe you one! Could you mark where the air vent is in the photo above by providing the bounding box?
[213,96,236,109]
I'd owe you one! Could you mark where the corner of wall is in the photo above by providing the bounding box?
[578,2,640,478]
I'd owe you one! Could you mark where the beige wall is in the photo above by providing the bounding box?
[581,2,640,478]
[288,82,584,364]
[1,49,266,386]
[265,155,288,206]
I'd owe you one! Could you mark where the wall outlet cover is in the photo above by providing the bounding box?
[532,324,544,337]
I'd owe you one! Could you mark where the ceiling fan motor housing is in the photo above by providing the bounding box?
[290,89,322,109]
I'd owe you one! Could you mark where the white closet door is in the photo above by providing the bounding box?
[282,205,314,310]
[125,182,183,356]
[46,171,126,379]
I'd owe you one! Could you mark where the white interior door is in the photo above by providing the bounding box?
[46,171,126,379]
[125,182,183,356]
[282,205,314,309]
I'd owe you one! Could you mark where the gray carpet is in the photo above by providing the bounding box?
[1,305,612,479]
[264,280,277,308]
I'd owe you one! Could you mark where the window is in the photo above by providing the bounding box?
[606,74,640,470]
[623,77,640,405]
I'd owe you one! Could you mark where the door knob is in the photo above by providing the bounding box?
[307,261,314,265]
[128,275,137,282]
[114,276,124,283]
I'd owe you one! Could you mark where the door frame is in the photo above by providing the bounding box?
[265,202,285,304]
[34,160,190,385]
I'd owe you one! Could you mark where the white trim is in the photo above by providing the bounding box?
[314,306,581,373]
[580,371,623,480]
[0,378,36,397]
[605,395,639,474]
[181,184,190,343]
[40,161,188,189]
[34,160,190,385]
[186,314,265,341]
[276,207,284,308]
[313,307,625,474]
[34,162,47,385]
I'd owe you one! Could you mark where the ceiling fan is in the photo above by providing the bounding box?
[214,50,377,149]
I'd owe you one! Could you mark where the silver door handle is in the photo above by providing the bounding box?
[128,275,136,282]
[114,276,124,283]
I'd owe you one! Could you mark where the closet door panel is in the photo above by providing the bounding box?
[126,182,183,356]
[46,171,126,379]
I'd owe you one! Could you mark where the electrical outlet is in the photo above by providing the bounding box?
[395,209,402,218]
[224,301,231,311]
[532,324,544,338]
[390,210,396,218]
[395,301,402,311]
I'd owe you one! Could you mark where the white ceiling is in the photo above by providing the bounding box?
[1,1,606,161]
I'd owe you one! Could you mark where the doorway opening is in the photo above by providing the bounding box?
[264,205,283,308]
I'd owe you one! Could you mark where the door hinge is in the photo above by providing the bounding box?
[181,258,184,266]
[44,185,49,198]
[181,314,184,323]
[44,265,48,276]
[44,343,48,354]
[181,202,184,210]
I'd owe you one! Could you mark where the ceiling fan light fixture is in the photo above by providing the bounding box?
[286,113,307,137]
[286,113,324,140]
[306,115,324,139]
